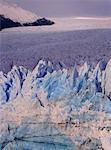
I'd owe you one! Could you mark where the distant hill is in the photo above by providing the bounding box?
[23,18,54,27]
[0,15,22,30]
[0,15,54,30]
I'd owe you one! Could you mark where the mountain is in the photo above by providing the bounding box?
[0,59,111,149]
[0,1,38,23]
[0,1,54,30]
[0,14,22,30]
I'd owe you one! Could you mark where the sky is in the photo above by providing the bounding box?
[4,0,111,18]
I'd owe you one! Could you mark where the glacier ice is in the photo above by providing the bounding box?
[0,59,111,104]
[0,59,111,149]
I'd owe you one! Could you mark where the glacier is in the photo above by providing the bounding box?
[0,59,111,104]
[0,59,111,149]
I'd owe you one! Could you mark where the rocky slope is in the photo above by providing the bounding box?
[0,15,22,30]
[0,59,111,149]
[0,15,54,30]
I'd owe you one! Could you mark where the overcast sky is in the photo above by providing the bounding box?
[5,0,111,17]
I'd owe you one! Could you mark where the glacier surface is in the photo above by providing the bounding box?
[0,59,111,149]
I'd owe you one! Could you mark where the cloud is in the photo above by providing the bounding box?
[4,0,111,17]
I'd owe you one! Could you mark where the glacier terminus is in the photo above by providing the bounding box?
[0,59,111,149]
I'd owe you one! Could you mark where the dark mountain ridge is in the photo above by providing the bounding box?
[0,15,54,30]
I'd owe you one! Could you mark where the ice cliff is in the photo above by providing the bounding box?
[0,59,111,149]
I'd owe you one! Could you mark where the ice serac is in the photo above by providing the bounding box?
[105,59,111,98]
[0,66,28,104]
[0,59,111,149]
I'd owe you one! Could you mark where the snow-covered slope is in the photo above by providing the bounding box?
[0,1,38,23]
[0,59,111,149]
